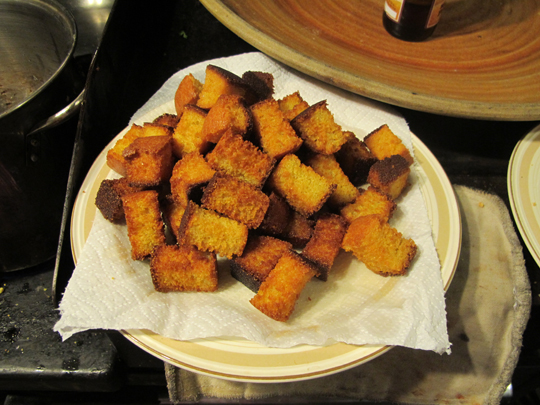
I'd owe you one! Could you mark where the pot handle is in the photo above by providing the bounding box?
[26,89,85,137]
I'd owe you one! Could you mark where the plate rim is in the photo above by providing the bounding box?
[199,0,540,121]
[508,123,540,268]
[69,121,461,383]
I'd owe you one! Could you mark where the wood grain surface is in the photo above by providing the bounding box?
[200,0,540,120]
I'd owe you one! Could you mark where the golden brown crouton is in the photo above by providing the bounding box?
[206,129,274,188]
[282,210,314,249]
[201,94,253,143]
[178,201,248,259]
[258,192,291,236]
[367,155,411,200]
[242,71,274,102]
[122,190,166,260]
[335,134,378,186]
[170,152,216,207]
[267,154,335,217]
[290,100,349,155]
[278,91,309,121]
[107,123,173,176]
[196,65,254,110]
[201,174,270,229]
[305,153,360,208]
[250,98,303,160]
[231,235,292,292]
[95,178,144,222]
[302,213,348,280]
[341,214,417,277]
[152,113,180,129]
[123,135,174,188]
[150,244,218,292]
[340,186,396,224]
[162,197,187,242]
[172,104,209,158]
[363,124,414,166]
[250,250,318,322]
[174,73,203,116]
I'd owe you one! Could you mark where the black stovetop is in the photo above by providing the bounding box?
[1,1,540,404]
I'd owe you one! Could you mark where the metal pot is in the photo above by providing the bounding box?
[0,0,83,272]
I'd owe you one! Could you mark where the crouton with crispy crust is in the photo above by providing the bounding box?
[231,235,292,292]
[122,135,174,188]
[342,214,417,276]
[367,155,410,200]
[258,192,291,236]
[242,71,274,102]
[196,65,255,110]
[250,98,303,160]
[201,94,253,144]
[267,154,335,217]
[206,129,274,188]
[302,213,348,280]
[150,244,217,292]
[290,100,349,155]
[250,250,318,322]
[363,124,414,166]
[174,73,203,116]
[335,134,378,186]
[340,186,396,224]
[178,201,248,259]
[95,178,144,223]
[172,104,210,158]
[282,210,314,249]
[278,91,309,121]
[170,152,216,207]
[122,190,166,260]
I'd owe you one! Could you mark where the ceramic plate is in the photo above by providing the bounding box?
[200,0,540,120]
[508,124,540,268]
[70,114,461,383]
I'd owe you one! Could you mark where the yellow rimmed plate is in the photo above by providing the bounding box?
[508,124,540,268]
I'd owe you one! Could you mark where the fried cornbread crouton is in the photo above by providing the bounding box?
[122,190,166,260]
[153,113,180,129]
[201,174,270,229]
[278,91,309,121]
[302,213,348,281]
[367,155,411,200]
[201,94,253,143]
[163,197,186,241]
[95,178,144,222]
[231,235,292,292]
[290,100,349,155]
[250,98,303,160]
[250,250,318,322]
[267,154,335,217]
[178,201,248,259]
[258,192,291,236]
[305,153,360,208]
[107,123,173,176]
[206,129,274,188]
[342,214,417,277]
[170,152,216,207]
[282,210,314,249]
[172,104,209,158]
[242,71,274,102]
[363,124,414,166]
[150,244,217,292]
[196,65,255,110]
[340,186,397,224]
[175,73,203,116]
[123,135,174,188]
[335,134,378,186]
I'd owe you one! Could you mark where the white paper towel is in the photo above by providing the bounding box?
[54,52,451,354]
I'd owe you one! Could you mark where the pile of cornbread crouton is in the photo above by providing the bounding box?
[95,64,417,322]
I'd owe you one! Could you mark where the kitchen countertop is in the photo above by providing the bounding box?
[1,1,539,403]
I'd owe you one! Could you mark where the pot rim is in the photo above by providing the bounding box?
[0,0,78,121]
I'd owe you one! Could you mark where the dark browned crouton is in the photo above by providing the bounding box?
[95,178,144,222]
[231,235,292,292]
[258,192,291,236]
[363,124,414,166]
[367,155,410,200]
[242,71,274,102]
[335,134,378,186]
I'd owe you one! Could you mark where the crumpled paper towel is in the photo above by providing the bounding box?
[54,52,450,354]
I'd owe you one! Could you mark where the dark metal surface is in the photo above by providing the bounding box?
[1,0,539,403]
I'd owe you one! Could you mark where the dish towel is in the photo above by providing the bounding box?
[164,185,531,404]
